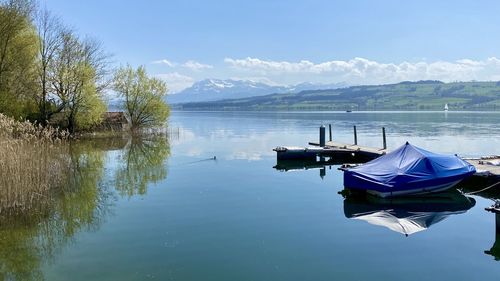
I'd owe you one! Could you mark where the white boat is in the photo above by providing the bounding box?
[444,103,449,111]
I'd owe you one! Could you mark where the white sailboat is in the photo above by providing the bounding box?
[444,103,449,111]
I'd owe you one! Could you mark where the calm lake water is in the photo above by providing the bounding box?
[2,111,500,280]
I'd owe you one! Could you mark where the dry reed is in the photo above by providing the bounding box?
[0,114,70,215]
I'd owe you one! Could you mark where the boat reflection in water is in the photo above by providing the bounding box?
[343,189,476,236]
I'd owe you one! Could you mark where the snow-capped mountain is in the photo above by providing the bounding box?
[166,79,348,104]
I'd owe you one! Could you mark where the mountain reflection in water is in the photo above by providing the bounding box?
[343,190,476,236]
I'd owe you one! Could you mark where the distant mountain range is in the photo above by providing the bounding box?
[166,79,348,104]
[175,80,500,111]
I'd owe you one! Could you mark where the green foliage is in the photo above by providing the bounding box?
[0,1,110,134]
[179,81,500,111]
[0,1,112,133]
[114,65,170,130]
[0,0,38,119]
[64,63,106,131]
[74,84,106,130]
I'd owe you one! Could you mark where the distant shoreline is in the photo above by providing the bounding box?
[169,80,500,111]
[171,108,500,113]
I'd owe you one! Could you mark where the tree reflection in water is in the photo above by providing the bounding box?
[0,136,171,280]
[114,136,170,197]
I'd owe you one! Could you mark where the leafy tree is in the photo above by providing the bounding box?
[0,0,38,119]
[113,65,169,130]
[0,1,110,131]
[49,31,108,132]
[74,65,107,129]
[0,0,34,82]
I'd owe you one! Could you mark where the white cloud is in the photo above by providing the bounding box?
[182,60,213,71]
[228,76,283,86]
[224,57,500,84]
[155,72,194,93]
[151,59,176,67]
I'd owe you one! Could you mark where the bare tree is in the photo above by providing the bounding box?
[80,36,110,93]
[35,7,62,122]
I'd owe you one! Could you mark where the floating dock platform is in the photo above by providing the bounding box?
[273,143,385,161]
[275,125,388,161]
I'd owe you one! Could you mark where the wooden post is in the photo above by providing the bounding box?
[329,124,332,141]
[496,213,500,233]
[319,125,326,147]
[382,127,387,150]
[353,125,358,145]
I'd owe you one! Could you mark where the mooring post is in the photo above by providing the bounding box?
[353,125,358,145]
[382,127,387,150]
[496,213,500,233]
[319,125,326,147]
[328,124,332,141]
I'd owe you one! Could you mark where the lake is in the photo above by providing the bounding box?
[1,111,500,281]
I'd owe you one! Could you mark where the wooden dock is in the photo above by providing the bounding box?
[325,141,387,157]
[275,124,500,178]
[465,156,500,178]
[274,142,386,161]
[275,125,388,161]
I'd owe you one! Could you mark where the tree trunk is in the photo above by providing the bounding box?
[67,112,76,134]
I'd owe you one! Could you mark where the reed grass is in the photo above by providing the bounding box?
[0,114,70,215]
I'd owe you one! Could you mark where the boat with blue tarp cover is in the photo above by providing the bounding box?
[343,142,476,197]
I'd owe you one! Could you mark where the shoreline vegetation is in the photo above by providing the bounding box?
[0,112,172,278]
[0,2,171,277]
[0,112,173,215]
[0,0,170,135]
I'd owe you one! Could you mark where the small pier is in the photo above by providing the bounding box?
[274,125,500,179]
[466,156,500,178]
[274,125,388,161]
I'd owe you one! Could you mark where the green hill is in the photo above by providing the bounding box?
[175,81,500,111]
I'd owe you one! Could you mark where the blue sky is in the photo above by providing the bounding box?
[41,0,500,92]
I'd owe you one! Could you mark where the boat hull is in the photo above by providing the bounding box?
[366,179,462,198]
[344,172,475,198]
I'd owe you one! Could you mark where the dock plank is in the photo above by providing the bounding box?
[325,141,387,156]
[467,157,500,177]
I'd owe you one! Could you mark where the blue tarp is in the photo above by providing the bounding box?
[344,142,476,195]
